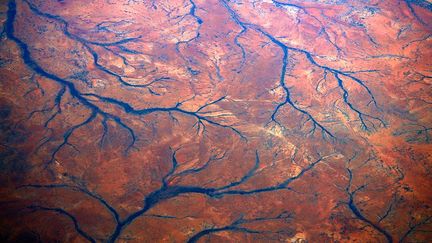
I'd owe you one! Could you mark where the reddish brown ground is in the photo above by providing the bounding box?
[0,0,431,242]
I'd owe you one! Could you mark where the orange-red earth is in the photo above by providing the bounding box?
[0,0,431,242]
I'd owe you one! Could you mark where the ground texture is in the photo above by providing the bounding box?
[0,0,431,242]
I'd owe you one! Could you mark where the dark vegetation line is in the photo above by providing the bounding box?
[222,0,385,134]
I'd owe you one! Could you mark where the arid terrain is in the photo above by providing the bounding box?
[0,0,431,242]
